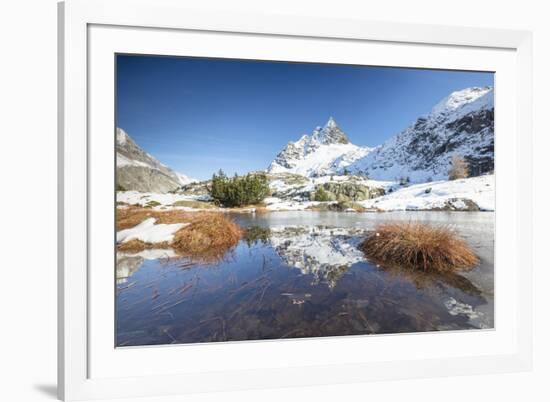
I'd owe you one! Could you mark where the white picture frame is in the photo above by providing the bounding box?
[58,0,533,400]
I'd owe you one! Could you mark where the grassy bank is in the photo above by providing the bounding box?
[116,207,243,262]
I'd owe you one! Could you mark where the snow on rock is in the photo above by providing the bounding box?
[359,174,494,211]
[116,152,152,168]
[116,218,188,244]
[267,173,392,204]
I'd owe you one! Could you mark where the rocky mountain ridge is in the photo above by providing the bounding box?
[267,87,494,183]
[116,128,195,193]
[349,86,494,182]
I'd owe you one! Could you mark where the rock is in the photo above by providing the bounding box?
[117,166,182,193]
[327,201,366,212]
[179,181,210,196]
[315,182,385,201]
[437,198,480,211]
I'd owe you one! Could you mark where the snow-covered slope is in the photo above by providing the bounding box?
[268,117,372,177]
[116,128,196,192]
[348,87,494,182]
[359,174,494,211]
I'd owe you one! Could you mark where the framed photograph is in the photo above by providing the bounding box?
[58,0,533,400]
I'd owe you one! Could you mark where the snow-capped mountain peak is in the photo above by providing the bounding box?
[431,86,492,116]
[311,116,350,145]
[326,116,337,128]
[268,118,370,177]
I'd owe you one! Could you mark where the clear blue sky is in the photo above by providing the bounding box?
[116,55,493,180]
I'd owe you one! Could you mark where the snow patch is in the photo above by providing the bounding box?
[359,174,494,211]
[116,218,187,244]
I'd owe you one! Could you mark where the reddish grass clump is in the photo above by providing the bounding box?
[116,207,243,263]
[171,213,243,262]
[359,223,479,272]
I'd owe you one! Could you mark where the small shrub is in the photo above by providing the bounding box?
[209,170,270,207]
[448,156,469,180]
[116,183,127,191]
[359,223,479,272]
[312,186,332,202]
[144,200,161,208]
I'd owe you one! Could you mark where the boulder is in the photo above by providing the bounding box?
[315,182,385,201]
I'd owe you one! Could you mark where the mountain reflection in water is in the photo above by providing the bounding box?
[116,212,494,346]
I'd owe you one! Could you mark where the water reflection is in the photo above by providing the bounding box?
[116,212,494,346]
[268,226,366,288]
[116,249,179,284]
[116,255,143,285]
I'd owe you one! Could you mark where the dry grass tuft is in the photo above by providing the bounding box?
[116,207,243,263]
[359,223,479,272]
[171,213,243,262]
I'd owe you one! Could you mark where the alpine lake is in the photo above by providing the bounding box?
[116,210,494,346]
